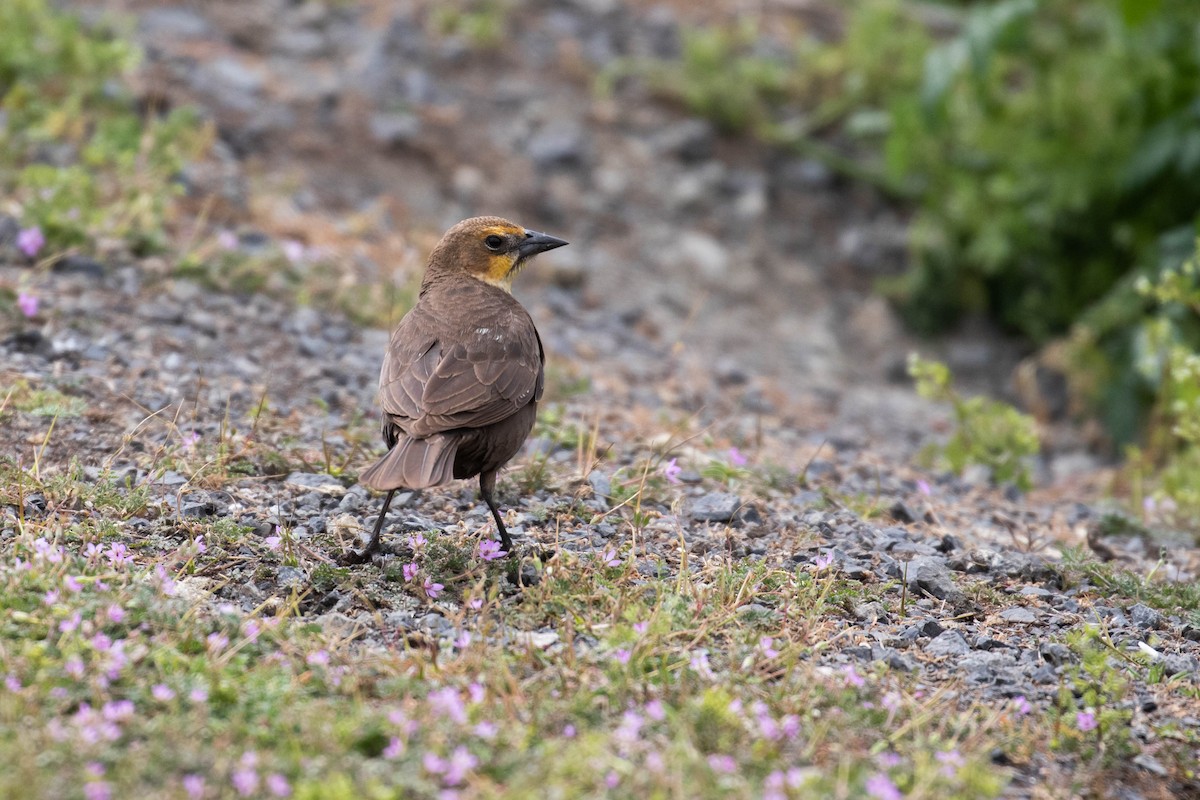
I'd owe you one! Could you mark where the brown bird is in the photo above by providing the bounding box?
[345,216,568,563]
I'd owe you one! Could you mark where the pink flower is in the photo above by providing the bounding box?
[152,684,175,701]
[1012,695,1032,715]
[403,562,419,582]
[662,458,682,484]
[614,649,631,665]
[1076,710,1098,732]
[189,687,208,703]
[266,774,291,797]
[83,782,112,800]
[689,650,714,680]
[467,597,483,610]
[916,479,932,496]
[217,230,238,250]
[383,737,405,759]
[728,447,747,466]
[409,532,427,549]
[706,754,737,774]
[758,636,779,659]
[843,665,865,688]
[231,767,258,797]
[601,548,622,567]
[106,604,125,624]
[813,552,835,570]
[264,535,282,551]
[427,687,467,724]
[424,577,444,599]
[281,239,306,264]
[866,773,902,800]
[443,746,478,786]
[478,540,507,561]
[182,775,205,799]
[17,226,45,258]
[633,621,649,634]
[936,749,963,777]
[17,292,39,318]
[306,650,330,667]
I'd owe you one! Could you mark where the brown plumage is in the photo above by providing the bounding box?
[345,216,568,562]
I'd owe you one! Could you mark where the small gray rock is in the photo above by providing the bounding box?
[1129,603,1162,631]
[1039,642,1074,666]
[588,472,612,504]
[918,619,945,638]
[689,492,742,523]
[1031,664,1058,684]
[1161,653,1198,677]
[925,630,970,658]
[999,607,1038,624]
[285,472,347,496]
[526,123,585,167]
[277,567,306,591]
[369,111,421,147]
[902,556,963,601]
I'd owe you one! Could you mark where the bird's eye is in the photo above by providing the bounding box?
[484,235,504,251]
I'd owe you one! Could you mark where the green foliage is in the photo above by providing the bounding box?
[635,1,1200,451]
[662,23,792,134]
[909,354,1040,490]
[0,0,206,253]
[880,1,1200,341]
[1059,547,1200,613]
[1051,626,1135,763]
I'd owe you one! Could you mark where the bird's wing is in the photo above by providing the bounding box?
[378,301,543,439]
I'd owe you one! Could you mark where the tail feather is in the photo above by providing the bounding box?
[359,434,458,491]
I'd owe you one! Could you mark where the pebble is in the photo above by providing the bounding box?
[285,472,347,497]
[925,630,971,658]
[689,492,742,523]
[998,607,1038,624]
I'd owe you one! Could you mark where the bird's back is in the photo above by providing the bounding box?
[359,273,544,491]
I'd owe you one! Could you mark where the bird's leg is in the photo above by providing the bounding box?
[479,472,514,553]
[342,488,396,565]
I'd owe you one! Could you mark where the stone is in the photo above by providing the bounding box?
[368,112,422,147]
[689,492,742,523]
[998,607,1038,624]
[285,472,347,496]
[526,122,585,167]
[902,556,962,601]
[925,630,970,658]
[1129,603,1162,631]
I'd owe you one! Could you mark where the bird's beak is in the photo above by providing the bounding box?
[517,230,568,260]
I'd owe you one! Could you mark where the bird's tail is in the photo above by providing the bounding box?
[359,434,458,491]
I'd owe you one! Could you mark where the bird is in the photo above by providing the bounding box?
[344,216,568,563]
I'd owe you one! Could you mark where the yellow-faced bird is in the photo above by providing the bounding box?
[346,216,568,562]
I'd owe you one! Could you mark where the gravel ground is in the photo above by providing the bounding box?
[4,0,1200,794]
[4,244,1200,796]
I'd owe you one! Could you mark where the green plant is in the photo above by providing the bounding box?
[0,0,207,254]
[1050,625,1135,764]
[909,354,1040,490]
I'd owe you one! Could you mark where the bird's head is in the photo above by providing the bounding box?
[426,216,568,292]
